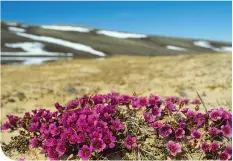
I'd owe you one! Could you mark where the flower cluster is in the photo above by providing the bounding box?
[1,93,232,160]
[142,96,232,160]
[1,93,137,160]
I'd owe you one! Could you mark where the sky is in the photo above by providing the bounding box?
[1,1,232,42]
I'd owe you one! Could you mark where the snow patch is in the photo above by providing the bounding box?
[218,46,232,52]
[15,32,106,56]
[8,27,25,33]
[213,46,232,52]
[166,45,187,51]
[193,41,212,48]
[41,25,92,33]
[96,30,147,39]
[194,41,232,52]
[3,42,73,56]
[1,57,61,65]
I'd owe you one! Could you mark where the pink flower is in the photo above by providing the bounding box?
[193,113,207,127]
[110,119,124,131]
[45,138,57,147]
[178,120,187,128]
[124,135,137,150]
[54,102,64,111]
[49,123,60,137]
[159,124,172,137]
[208,127,220,136]
[18,157,25,161]
[148,94,162,106]
[186,109,196,118]
[143,113,155,123]
[47,148,59,160]
[210,142,220,152]
[29,136,39,148]
[89,131,102,139]
[209,109,222,121]
[149,121,163,129]
[165,103,177,112]
[200,142,210,153]
[151,107,162,117]
[219,152,231,161]
[76,132,87,144]
[103,134,116,148]
[78,145,92,160]
[68,134,77,144]
[175,128,185,139]
[132,97,148,108]
[191,128,202,140]
[1,121,10,131]
[221,124,232,137]
[191,98,201,105]
[165,97,180,104]
[219,108,232,120]
[224,146,232,156]
[166,141,182,156]
[56,141,66,157]
[138,97,148,107]
[119,95,132,104]
[181,98,189,104]
[90,138,106,152]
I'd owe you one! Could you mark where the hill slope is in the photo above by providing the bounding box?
[1,21,232,60]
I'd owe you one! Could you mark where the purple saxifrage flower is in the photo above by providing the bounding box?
[208,127,220,136]
[191,98,201,105]
[186,109,196,118]
[210,142,220,152]
[159,124,172,137]
[193,113,207,127]
[18,157,25,161]
[110,119,124,131]
[224,146,232,156]
[78,145,92,160]
[191,128,202,140]
[47,147,59,160]
[119,95,132,104]
[165,96,180,104]
[68,134,77,144]
[165,103,177,112]
[1,121,10,131]
[103,134,116,148]
[181,98,189,105]
[209,109,222,122]
[151,107,162,117]
[56,141,66,157]
[138,97,148,107]
[148,94,162,106]
[221,124,232,137]
[90,138,106,152]
[175,128,185,139]
[30,136,39,148]
[132,97,148,108]
[149,121,163,129]
[49,123,60,137]
[124,135,137,150]
[166,141,182,156]
[219,152,231,161]
[178,120,187,128]
[200,142,210,153]
[143,113,155,123]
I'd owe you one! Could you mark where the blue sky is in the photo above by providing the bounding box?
[1,1,232,42]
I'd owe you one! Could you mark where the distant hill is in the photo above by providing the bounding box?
[1,21,232,59]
